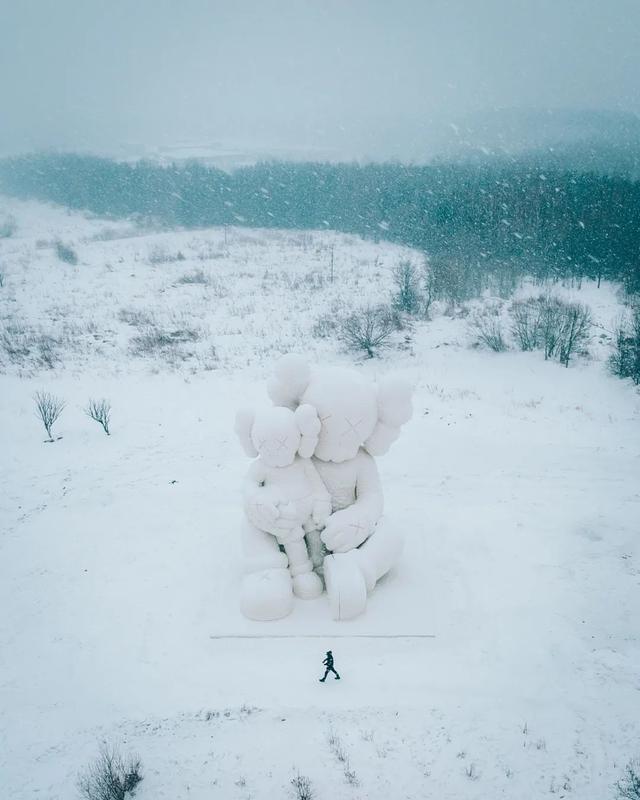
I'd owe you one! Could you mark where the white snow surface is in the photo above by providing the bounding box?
[1,196,639,799]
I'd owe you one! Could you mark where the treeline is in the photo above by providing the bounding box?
[1,152,638,293]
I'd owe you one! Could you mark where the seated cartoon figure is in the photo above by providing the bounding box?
[236,355,413,622]
[235,404,332,620]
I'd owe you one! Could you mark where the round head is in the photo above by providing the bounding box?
[301,367,378,463]
[250,407,301,468]
[266,355,413,463]
[235,402,322,466]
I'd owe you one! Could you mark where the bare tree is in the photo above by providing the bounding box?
[33,391,65,441]
[391,260,421,315]
[339,305,395,358]
[558,302,592,366]
[85,398,112,435]
[78,743,142,800]
[609,307,640,385]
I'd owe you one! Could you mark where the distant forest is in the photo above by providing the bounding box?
[1,152,638,294]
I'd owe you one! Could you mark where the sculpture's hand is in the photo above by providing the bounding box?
[311,497,332,528]
[245,493,280,532]
[320,508,372,553]
[271,501,304,543]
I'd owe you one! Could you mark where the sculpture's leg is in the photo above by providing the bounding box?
[240,520,293,621]
[282,537,324,600]
[323,519,403,621]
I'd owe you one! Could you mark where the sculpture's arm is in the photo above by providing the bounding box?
[320,451,384,553]
[303,459,332,527]
[242,460,280,533]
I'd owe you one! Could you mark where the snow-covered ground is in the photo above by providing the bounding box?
[1,196,639,799]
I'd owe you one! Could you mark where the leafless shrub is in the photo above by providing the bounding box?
[77,743,143,800]
[85,398,111,435]
[177,269,208,285]
[34,390,65,441]
[391,260,422,315]
[291,771,314,800]
[148,245,185,264]
[0,271,5,288]
[311,313,338,340]
[422,263,436,318]
[616,761,640,800]
[510,295,592,366]
[557,302,592,366]
[0,324,63,368]
[130,324,200,359]
[609,307,640,384]
[118,308,154,328]
[511,298,543,351]
[55,240,78,265]
[0,215,17,238]
[338,304,395,358]
[469,310,507,352]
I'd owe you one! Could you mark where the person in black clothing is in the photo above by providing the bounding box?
[319,650,340,682]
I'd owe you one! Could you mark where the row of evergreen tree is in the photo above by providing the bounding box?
[0,152,638,293]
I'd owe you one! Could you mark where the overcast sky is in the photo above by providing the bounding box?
[1,0,639,160]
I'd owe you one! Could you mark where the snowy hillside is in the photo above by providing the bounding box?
[1,196,639,799]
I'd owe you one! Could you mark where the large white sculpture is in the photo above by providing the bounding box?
[235,355,413,621]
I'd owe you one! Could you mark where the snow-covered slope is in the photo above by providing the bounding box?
[1,196,639,799]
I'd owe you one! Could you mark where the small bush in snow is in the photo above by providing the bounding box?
[148,245,185,264]
[616,761,640,800]
[55,240,78,265]
[510,294,592,366]
[311,313,338,340]
[510,298,543,351]
[291,772,314,800]
[177,269,208,285]
[338,305,395,358]
[470,310,507,352]
[609,307,640,385]
[77,743,143,800]
[85,398,112,435]
[130,325,200,357]
[34,390,65,441]
[0,271,5,288]
[391,260,422,315]
[0,215,17,238]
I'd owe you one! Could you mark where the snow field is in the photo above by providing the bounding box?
[1,196,639,799]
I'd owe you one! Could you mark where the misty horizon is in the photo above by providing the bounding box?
[2,0,640,162]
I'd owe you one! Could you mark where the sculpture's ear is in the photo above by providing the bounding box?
[294,403,321,458]
[234,407,258,457]
[363,376,413,456]
[267,353,311,410]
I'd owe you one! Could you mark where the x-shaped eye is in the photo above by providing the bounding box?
[341,417,363,439]
[274,436,288,451]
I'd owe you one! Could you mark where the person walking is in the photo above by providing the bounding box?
[319,650,340,682]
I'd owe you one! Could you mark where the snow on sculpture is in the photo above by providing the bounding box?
[236,355,413,621]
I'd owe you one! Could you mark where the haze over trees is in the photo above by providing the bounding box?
[1,152,639,295]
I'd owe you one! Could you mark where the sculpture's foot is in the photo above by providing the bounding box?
[292,570,324,600]
[323,551,368,621]
[240,568,293,621]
